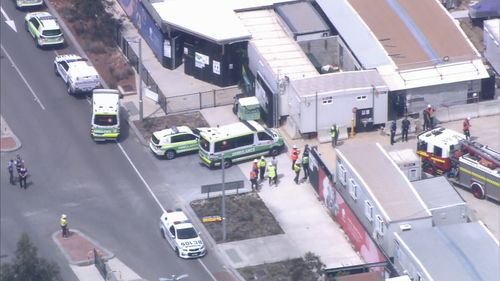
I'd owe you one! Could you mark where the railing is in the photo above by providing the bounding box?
[114,27,240,115]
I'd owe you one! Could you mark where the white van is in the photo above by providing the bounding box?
[91,89,120,141]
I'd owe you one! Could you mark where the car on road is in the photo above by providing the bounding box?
[24,12,64,48]
[14,0,44,9]
[54,54,101,95]
[160,209,206,259]
[149,126,204,160]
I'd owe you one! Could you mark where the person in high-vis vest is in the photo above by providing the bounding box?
[330,124,339,147]
[267,163,277,187]
[60,214,69,238]
[293,163,301,184]
[302,154,310,180]
[258,156,267,182]
[290,145,299,170]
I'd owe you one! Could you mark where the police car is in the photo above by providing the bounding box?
[159,209,206,259]
[149,126,204,160]
[24,12,64,48]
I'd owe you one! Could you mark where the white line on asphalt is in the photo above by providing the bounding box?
[116,142,166,213]
[1,44,46,110]
[198,259,217,280]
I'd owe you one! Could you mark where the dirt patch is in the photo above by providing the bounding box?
[133,112,210,142]
[191,193,283,243]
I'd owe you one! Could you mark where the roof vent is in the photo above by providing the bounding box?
[400,223,412,232]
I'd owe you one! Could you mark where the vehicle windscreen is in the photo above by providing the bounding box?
[199,137,210,152]
[151,134,160,145]
[94,115,117,126]
[42,29,62,37]
[177,227,198,239]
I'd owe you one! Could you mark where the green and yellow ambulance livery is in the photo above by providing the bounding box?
[91,89,120,141]
[199,120,284,169]
[149,126,203,160]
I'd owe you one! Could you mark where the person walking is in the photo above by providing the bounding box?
[18,165,28,189]
[258,156,267,182]
[293,163,301,184]
[302,153,310,180]
[267,163,277,187]
[290,145,299,170]
[390,120,397,145]
[330,124,339,147]
[60,214,69,238]
[249,169,258,192]
[401,116,410,142]
[463,117,471,140]
[8,159,15,185]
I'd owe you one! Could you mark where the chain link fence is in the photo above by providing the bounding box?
[115,28,240,115]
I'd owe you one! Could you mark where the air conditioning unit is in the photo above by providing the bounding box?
[400,223,412,232]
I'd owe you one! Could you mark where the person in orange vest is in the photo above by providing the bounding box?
[249,169,258,192]
[463,117,471,140]
[290,145,299,170]
[251,159,259,179]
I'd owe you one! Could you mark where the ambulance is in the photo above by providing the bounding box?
[91,89,120,141]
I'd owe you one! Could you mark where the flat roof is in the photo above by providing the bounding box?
[275,2,329,35]
[336,142,431,222]
[238,9,318,80]
[289,70,388,97]
[484,18,500,42]
[396,221,500,281]
[152,0,252,44]
[412,177,465,210]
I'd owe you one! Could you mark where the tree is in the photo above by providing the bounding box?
[0,233,62,281]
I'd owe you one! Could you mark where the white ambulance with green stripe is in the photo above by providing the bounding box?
[199,120,284,168]
[91,89,120,141]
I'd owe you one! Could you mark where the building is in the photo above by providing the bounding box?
[393,221,499,281]
[335,142,432,257]
[316,0,490,117]
[412,176,469,226]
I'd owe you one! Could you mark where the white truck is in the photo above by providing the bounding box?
[54,54,101,95]
[159,209,206,259]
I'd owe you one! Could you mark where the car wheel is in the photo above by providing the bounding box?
[471,183,485,199]
[66,83,73,95]
[175,247,179,256]
[165,150,176,160]
[222,159,232,169]
[270,147,280,156]
[54,64,60,76]
[160,229,166,239]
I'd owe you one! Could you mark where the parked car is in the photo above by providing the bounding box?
[54,54,101,95]
[14,0,44,9]
[24,12,64,48]
[149,126,204,160]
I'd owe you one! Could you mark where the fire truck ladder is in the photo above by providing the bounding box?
[463,140,500,169]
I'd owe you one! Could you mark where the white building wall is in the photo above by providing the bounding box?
[484,19,500,75]
[429,204,468,226]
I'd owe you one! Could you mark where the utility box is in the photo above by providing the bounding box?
[237,97,260,121]
[388,149,422,181]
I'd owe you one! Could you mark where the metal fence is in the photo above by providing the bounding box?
[114,27,240,115]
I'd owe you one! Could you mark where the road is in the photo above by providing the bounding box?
[0,3,244,280]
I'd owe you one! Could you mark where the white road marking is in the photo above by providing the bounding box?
[197,259,217,280]
[1,44,46,110]
[1,7,17,32]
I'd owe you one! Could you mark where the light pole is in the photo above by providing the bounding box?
[127,37,143,122]
[221,153,227,241]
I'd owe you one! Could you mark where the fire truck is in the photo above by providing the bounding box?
[416,127,500,202]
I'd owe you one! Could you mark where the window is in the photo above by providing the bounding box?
[417,141,427,152]
[376,215,385,235]
[349,178,358,200]
[199,137,210,152]
[257,132,273,141]
[338,164,347,186]
[30,18,40,29]
[94,115,117,126]
[322,97,333,104]
[214,134,254,152]
[171,134,196,143]
[364,200,373,221]
[61,62,69,71]
[169,226,175,236]
[433,146,443,157]
[42,29,62,36]
[356,95,367,101]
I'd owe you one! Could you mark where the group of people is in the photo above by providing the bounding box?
[249,155,279,191]
[249,144,311,190]
[390,116,411,145]
[7,154,28,189]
